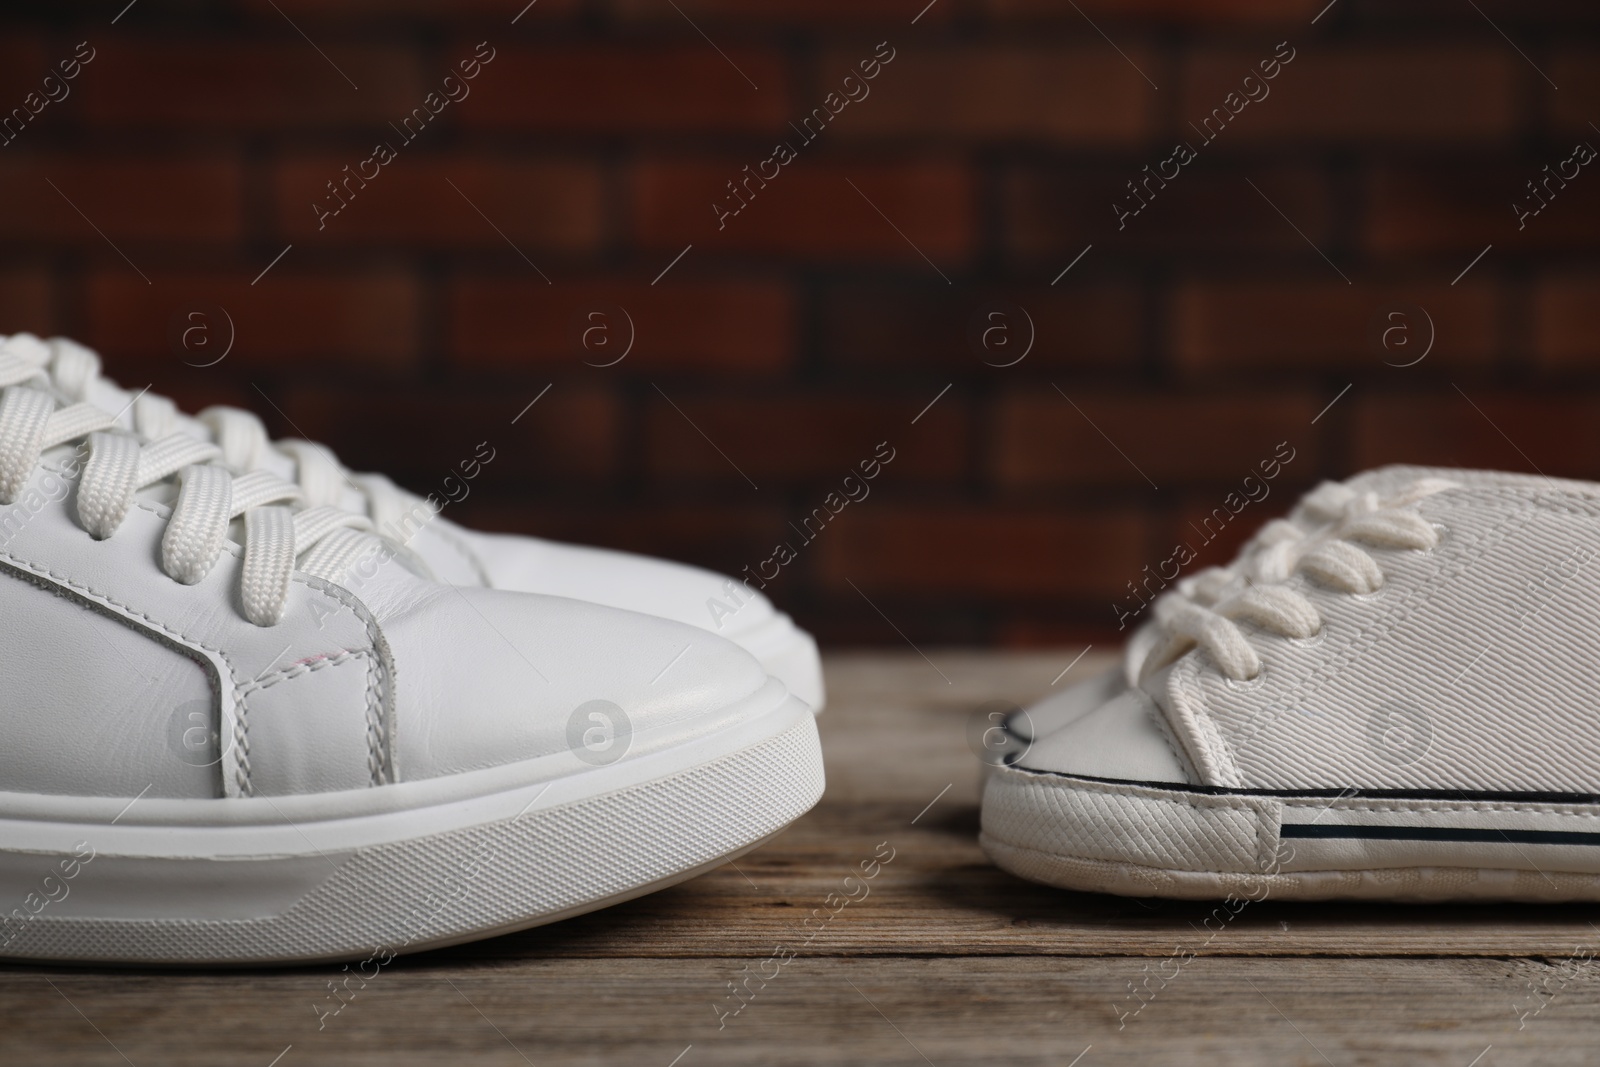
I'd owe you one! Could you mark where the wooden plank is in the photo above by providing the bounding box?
[817,649,1116,806]
[3,957,1593,1066]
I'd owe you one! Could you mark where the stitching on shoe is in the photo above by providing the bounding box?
[289,570,393,788]
[1283,798,1600,818]
[1254,797,1282,872]
[363,649,384,787]
[236,650,376,791]
[233,704,251,797]
[0,518,385,796]
[2,541,256,796]
[236,648,369,695]
[292,572,392,787]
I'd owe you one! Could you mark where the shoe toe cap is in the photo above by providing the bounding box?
[385,586,771,780]
[1013,687,1194,786]
[459,528,780,636]
[1004,664,1126,744]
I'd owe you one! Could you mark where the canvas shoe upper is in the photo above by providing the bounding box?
[0,366,824,964]
[983,469,1600,902]
[1,334,824,711]
[1004,465,1504,747]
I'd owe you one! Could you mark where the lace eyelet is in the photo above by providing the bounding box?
[1286,626,1327,649]
[1223,667,1266,691]
[1349,583,1389,604]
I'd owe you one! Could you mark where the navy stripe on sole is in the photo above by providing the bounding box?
[1282,824,1600,846]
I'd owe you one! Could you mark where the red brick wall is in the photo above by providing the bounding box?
[3,1,1597,646]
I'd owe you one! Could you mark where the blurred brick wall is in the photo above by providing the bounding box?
[2,1,1599,646]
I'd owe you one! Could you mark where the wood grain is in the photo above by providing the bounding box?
[4,651,1598,1065]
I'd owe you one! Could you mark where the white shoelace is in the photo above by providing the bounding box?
[1135,479,1457,683]
[12,334,425,539]
[0,355,384,627]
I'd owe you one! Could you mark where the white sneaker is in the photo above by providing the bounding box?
[983,469,1600,902]
[0,368,824,964]
[1004,465,1483,747]
[5,334,825,711]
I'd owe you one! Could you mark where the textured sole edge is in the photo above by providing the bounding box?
[2,705,824,965]
[982,759,1600,903]
[980,834,1600,903]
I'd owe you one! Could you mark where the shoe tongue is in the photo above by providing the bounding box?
[2,333,51,366]
[80,372,205,438]
[77,374,304,489]
[39,439,182,510]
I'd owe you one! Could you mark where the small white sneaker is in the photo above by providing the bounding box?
[984,469,1600,902]
[4,334,825,711]
[0,367,823,964]
[1004,466,1482,747]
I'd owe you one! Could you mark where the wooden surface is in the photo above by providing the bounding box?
[6,650,1600,1065]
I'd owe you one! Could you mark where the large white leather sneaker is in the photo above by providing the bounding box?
[984,469,1600,902]
[0,367,823,964]
[3,334,825,711]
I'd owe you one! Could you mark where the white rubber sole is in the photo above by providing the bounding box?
[0,680,823,965]
[982,762,1600,903]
